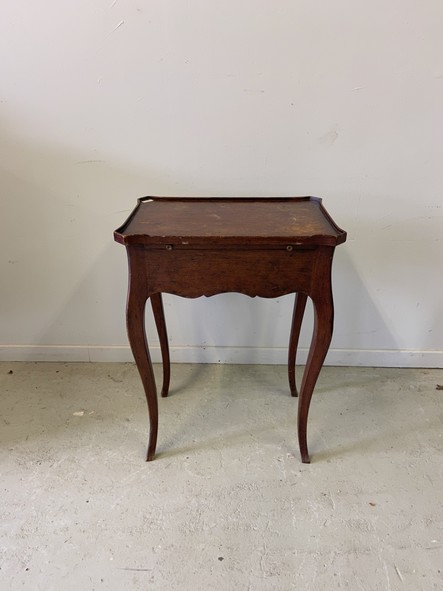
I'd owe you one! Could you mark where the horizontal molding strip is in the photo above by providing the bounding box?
[0,345,442,368]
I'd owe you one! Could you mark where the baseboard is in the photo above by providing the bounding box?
[0,344,441,368]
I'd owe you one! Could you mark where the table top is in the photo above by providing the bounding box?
[114,197,347,247]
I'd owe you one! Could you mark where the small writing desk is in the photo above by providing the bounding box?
[114,197,346,462]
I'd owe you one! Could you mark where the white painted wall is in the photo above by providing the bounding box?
[1,1,442,367]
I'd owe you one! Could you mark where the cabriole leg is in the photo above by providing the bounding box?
[150,292,171,398]
[288,292,308,397]
[127,285,159,461]
[297,289,333,464]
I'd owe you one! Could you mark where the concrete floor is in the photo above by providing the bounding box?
[1,363,442,591]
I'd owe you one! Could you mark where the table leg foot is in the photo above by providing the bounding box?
[146,419,158,461]
[288,292,307,398]
[151,292,171,398]
[301,452,311,464]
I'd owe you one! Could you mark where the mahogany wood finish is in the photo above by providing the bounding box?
[114,197,346,463]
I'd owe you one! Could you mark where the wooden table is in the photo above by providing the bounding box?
[114,197,346,462]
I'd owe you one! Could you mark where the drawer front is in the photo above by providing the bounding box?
[139,247,322,298]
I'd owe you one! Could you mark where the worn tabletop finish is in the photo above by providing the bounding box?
[114,196,347,463]
[115,197,346,246]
